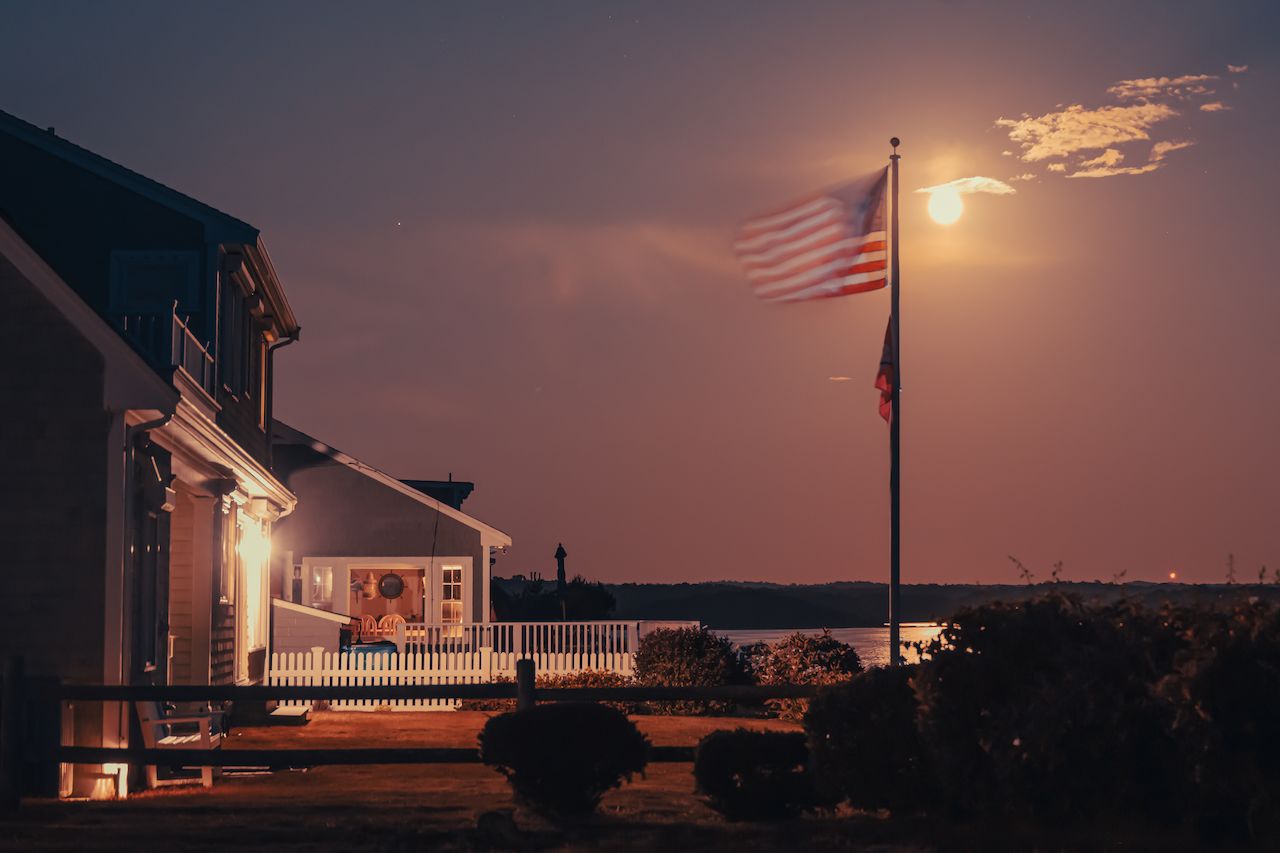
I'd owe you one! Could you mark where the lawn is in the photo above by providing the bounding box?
[1,712,932,852]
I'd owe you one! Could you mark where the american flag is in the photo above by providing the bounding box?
[733,167,889,303]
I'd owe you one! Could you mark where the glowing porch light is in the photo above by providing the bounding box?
[237,519,271,566]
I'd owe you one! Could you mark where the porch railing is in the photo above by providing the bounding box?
[274,620,701,709]
[116,304,216,397]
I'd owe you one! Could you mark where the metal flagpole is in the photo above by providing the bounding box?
[888,137,902,666]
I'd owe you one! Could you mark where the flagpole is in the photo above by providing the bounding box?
[888,137,902,666]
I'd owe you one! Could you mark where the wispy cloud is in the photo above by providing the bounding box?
[1079,149,1124,168]
[1008,173,1036,182]
[915,176,1017,196]
[997,68,1238,180]
[997,103,1177,162]
[828,376,853,382]
[1066,140,1195,179]
[1107,74,1217,101]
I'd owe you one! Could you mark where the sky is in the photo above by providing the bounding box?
[3,1,1278,585]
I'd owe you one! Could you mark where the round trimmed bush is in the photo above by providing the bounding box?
[634,626,745,715]
[479,702,649,818]
[694,729,828,820]
[750,630,862,720]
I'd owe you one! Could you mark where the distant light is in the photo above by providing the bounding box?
[1168,571,1178,580]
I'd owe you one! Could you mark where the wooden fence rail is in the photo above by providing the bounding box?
[1,657,821,808]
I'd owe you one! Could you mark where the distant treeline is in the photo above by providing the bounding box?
[580,580,1280,628]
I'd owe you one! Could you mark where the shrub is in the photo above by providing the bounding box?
[634,626,745,715]
[694,729,828,820]
[750,631,862,720]
[1158,599,1280,843]
[456,670,641,713]
[805,665,932,813]
[911,593,1186,824]
[479,702,649,818]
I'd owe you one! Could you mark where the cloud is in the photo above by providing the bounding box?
[1008,173,1036,182]
[915,175,1017,196]
[1066,139,1194,179]
[1107,74,1217,101]
[827,376,853,382]
[1150,140,1195,161]
[1001,150,1014,157]
[996,102,1178,161]
[996,67,1238,181]
[1079,149,1124,168]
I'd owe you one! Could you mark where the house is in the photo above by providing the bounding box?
[0,110,300,795]
[269,422,512,634]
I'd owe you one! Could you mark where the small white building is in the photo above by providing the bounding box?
[269,422,512,632]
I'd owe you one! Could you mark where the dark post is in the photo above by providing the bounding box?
[888,137,903,667]
[0,657,23,810]
[554,543,567,621]
[515,659,536,712]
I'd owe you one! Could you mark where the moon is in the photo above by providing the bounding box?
[928,187,964,225]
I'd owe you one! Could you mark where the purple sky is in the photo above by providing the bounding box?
[4,2,1277,584]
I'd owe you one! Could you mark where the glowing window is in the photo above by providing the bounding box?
[441,566,463,624]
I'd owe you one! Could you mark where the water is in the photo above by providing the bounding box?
[718,624,943,668]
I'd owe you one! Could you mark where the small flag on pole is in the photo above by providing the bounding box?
[733,168,888,303]
[875,319,895,423]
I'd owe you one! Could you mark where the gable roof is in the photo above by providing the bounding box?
[0,108,300,338]
[272,421,511,546]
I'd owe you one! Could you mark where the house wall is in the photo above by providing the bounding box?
[0,255,110,776]
[271,446,485,622]
[271,601,343,656]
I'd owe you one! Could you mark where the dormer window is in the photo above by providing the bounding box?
[219,274,266,416]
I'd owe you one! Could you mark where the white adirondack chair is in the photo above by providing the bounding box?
[135,702,224,789]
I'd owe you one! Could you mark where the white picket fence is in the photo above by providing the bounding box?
[269,620,698,712]
[270,647,490,712]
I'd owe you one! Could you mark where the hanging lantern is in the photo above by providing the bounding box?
[361,572,378,599]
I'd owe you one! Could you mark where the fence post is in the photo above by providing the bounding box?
[0,657,23,811]
[515,659,536,712]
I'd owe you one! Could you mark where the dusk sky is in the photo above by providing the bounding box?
[4,1,1277,585]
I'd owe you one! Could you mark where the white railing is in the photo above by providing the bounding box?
[269,619,699,711]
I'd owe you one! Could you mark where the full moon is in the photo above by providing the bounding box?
[928,187,964,225]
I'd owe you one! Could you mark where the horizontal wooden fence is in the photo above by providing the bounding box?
[1,656,824,808]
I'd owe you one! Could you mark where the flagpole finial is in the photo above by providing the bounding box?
[890,137,901,159]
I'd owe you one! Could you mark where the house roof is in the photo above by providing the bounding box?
[400,479,475,510]
[0,108,300,339]
[272,421,512,546]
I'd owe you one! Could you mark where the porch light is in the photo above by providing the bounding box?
[361,572,378,599]
[237,519,271,567]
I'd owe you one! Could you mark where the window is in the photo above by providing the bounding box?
[310,565,334,609]
[440,566,463,624]
[219,280,245,395]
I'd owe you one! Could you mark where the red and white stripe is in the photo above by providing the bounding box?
[733,170,888,303]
